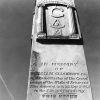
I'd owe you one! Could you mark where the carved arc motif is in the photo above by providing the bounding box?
[51,7,64,18]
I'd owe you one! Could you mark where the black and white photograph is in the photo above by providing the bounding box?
[0,0,100,100]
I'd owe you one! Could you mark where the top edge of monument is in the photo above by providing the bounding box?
[36,0,75,7]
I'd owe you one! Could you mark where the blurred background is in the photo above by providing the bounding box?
[0,0,100,100]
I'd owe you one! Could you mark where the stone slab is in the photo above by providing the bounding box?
[27,44,93,100]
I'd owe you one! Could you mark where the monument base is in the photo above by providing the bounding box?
[27,44,93,100]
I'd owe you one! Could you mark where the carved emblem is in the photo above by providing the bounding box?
[51,7,64,18]
[49,7,65,36]
[50,19,65,36]
[50,20,65,29]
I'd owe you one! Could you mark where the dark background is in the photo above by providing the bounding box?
[0,0,100,100]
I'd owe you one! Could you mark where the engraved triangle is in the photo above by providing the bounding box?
[53,20,62,27]
[50,19,65,29]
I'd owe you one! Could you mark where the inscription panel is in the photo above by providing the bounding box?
[27,45,93,100]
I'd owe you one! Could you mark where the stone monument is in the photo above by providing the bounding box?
[27,0,93,100]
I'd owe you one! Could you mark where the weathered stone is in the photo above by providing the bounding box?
[27,0,93,100]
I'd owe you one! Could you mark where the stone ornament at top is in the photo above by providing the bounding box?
[36,0,75,7]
